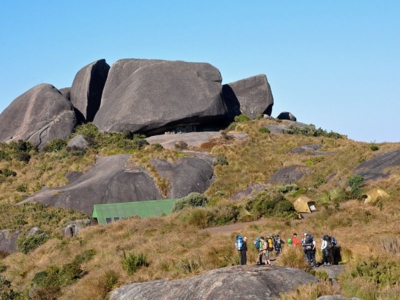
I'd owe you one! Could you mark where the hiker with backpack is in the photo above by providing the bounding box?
[235,235,247,265]
[263,234,274,265]
[274,235,284,255]
[291,233,301,246]
[302,233,316,267]
[321,235,332,265]
[330,235,338,264]
[257,237,265,265]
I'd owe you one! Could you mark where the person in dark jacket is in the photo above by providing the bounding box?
[240,236,248,265]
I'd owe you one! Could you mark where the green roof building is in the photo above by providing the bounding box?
[92,199,178,225]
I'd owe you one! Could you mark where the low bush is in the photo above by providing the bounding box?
[258,127,270,134]
[213,154,228,166]
[245,190,296,219]
[121,251,149,275]
[283,124,343,138]
[17,232,49,254]
[234,114,251,123]
[31,262,84,299]
[348,175,364,199]
[172,193,209,212]
[42,139,67,152]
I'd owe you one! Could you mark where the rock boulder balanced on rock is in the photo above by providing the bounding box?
[70,59,110,123]
[0,84,76,148]
[93,59,227,135]
[222,74,274,120]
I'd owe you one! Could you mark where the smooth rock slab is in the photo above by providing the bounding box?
[269,165,311,184]
[110,265,318,300]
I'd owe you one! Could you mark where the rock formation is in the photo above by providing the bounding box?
[110,265,319,300]
[70,59,110,123]
[277,111,297,121]
[0,84,76,148]
[222,74,274,119]
[93,59,227,134]
[19,153,215,214]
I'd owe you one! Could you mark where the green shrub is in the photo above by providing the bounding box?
[121,252,149,275]
[258,127,270,134]
[275,184,298,194]
[348,175,364,199]
[0,150,11,162]
[234,114,251,123]
[0,169,17,177]
[16,184,28,193]
[17,233,49,254]
[370,143,379,151]
[245,190,295,219]
[31,262,84,299]
[42,139,67,152]
[283,124,343,138]
[172,193,209,212]
[214,154,228,166]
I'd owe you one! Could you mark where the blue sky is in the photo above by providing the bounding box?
[1,1,399,143]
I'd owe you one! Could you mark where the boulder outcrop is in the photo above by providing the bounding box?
[277,111,296,121]
[222,74,274,120]
[151,155,214,198]
[70,59,110,123]
[93,59,227,134]
[110,265,319,300]
[67,134,89,149]
[354,148,400,181]
[20,153,215,214]
[0,84,76,148]
[0,230,21,254]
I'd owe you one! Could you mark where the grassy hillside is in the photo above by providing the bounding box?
[0,118,399,299]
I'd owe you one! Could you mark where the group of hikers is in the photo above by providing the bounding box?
[235,232,338,267]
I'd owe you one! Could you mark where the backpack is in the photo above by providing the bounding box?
[331,236,338,246]
[254,237,261,250]
[323,234,330,241]
[266,235,274,251]
[235,235,243,250]
[303,236,313,250]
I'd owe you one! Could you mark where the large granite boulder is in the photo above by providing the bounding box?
[110,265,319,300]
[277,111,297,121]
[99,58,164,107]
[354,148,400,181]
[222,74,274,120]
[93,59,227,134]
[70,59,110,123]
[19,153,215,214]
[0,84,76,148]
[151,155,214,198]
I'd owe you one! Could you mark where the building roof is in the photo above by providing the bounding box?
[92,199,178,225]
